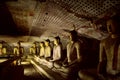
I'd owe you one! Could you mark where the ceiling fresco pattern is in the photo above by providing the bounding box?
[0,0,119,42]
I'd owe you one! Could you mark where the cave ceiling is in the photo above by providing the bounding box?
[0,0,120,42]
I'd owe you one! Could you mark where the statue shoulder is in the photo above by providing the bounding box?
[100,36,112,47]
[74,41,81,48]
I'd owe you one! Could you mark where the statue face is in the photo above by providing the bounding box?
[107,20,112,34]
[40,43,43,47]
[54,39,58,45]
[107,20,114,34]
[17,43,20,47]
[69,34,73,41]
[107,19,118,34]
[45,41,49,46]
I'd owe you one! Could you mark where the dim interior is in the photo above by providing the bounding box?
[0,0,120,80]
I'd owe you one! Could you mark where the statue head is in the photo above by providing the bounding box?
[40,42,44,47]
[107,15,120,35]
[17,41,21,47]
[32,43,36,48]
[69,30,78,41]
[54,36,60,45]
[45,39,50,46]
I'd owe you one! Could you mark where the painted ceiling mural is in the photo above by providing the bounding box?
[0,0,120,42]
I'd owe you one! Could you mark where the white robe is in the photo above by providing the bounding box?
[53,45,61,61]
[40,47,45,57]
[44,46,52,58]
